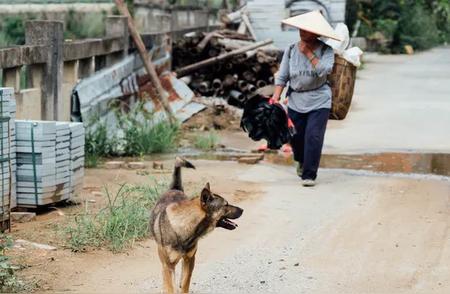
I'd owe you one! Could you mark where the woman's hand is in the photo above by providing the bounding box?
[271,85,285,104]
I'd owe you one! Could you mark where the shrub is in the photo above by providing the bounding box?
[85,121,116,168]
[118,104,180,156]
[0,16,25,47]
[65,9,106,40]
[393,3,440,51]
[122,119,180,156]
[347,0,449,52]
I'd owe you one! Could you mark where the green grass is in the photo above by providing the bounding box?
[84,105,180,167]
[85,121,116,168]
[0,234,24,293]
[194,131,219,151]
[123,120,180,156]
[119,104,180,156]
[63,180,167,253]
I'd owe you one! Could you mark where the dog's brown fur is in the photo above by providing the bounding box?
[150,157,243,294]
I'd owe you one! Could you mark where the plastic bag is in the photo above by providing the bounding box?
[325,23,350,55]
[325,23,363,67]
[342,47,364,67]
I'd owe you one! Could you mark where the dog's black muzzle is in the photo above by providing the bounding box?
[217,205,243,230]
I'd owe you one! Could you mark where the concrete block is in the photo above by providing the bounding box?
[128,162,147,169]
[153,161,164,170]
[238,156,263,165]
[105,161,125,169]
[11,212,36,223]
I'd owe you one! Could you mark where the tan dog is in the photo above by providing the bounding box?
[150,157,243,294]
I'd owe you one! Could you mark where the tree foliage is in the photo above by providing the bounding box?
[346,0,450,52]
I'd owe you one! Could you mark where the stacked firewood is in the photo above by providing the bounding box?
[172,29,280,108]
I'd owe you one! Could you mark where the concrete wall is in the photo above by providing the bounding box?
[134,5,214,33]
[0,16,219,122]
[0,16,131,121]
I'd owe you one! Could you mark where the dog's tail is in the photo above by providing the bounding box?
[170,157,195,191]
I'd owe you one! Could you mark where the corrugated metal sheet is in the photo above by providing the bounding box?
[71,47,205,132]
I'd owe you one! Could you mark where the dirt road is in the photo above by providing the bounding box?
[15,160,449,294]
[325,46,450,153]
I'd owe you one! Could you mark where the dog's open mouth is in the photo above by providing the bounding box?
[217,218,238,230]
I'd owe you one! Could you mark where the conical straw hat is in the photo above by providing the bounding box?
[282,10,342,41]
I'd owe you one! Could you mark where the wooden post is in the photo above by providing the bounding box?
[176,39,273,77]
[114,0,176,123]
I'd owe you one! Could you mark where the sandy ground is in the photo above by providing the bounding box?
[9,160,450,294]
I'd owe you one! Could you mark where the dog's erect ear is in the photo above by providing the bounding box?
[205,182,211,191]
[201,185,212,205]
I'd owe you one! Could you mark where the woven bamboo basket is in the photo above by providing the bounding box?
[328,55,357,120]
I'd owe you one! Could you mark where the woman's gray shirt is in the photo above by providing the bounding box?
[275,42,334,113]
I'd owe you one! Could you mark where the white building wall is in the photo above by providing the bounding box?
[247,0,346,49]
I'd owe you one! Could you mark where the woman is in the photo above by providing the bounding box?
[272,11,340,187]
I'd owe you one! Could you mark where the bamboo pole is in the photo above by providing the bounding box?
[175,39,273,77]
[114,0,176,123]
[241,14,257,41]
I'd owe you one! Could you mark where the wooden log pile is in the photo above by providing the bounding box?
[172,25,281,108]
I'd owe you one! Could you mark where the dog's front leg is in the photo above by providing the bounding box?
[180,247,197,294]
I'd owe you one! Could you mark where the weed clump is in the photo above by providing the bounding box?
[193,131,219,151]
[64,180,167,253]
[0,234,24,292]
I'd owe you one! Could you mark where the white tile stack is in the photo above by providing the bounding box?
[0,91,85,210]
[15,121,57,207]
[9,94,16,209]
[69,123,85,197]
[56,122,71,200]
[15,121,85,207]
[0,88,14,226]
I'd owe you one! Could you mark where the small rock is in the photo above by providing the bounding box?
[88,199,96,203]
[153,161,164,170]
[137,170,150,176]
[92,191,103,197]
[260,281,266,284]
[48,209,65,217]
[404,45,414,55]
[128,162,147,169]
[11,212,36,223]
[294,263,300,267]
[105,161,124,169]
[14,239,57,251]
[238,156,262,165]
[307,276,314,280]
